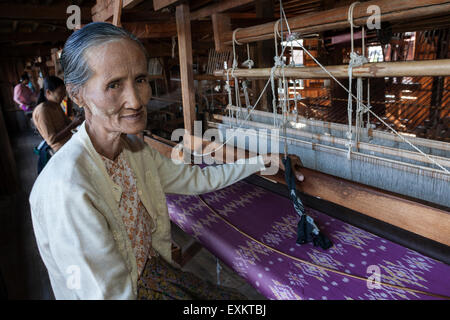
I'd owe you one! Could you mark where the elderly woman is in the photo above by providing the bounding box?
[29,22,304,300]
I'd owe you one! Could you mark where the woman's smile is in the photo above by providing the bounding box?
[121,109,144,121]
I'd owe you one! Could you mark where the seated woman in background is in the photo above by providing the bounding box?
[32,76,83,172]
[33,76,83,152]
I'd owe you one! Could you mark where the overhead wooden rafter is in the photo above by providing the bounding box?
[190,0,254,20]
[153,0,178,11]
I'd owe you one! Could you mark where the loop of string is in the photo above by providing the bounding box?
[346,1,368,159]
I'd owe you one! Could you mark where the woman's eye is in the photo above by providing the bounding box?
[108,82,120,89]
[136,78,147,84]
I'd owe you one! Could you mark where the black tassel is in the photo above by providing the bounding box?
[283,156,333,250]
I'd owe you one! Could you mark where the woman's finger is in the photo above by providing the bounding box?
[294,169,304,182]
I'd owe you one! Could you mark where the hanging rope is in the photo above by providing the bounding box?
[346,2,368,160]
[225,68,233,128]
[242,43,254,69]
[366,79,372,130]
[232,28,243,123]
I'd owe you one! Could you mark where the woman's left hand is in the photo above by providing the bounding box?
[260,153,305,182]
[279,154,304,182]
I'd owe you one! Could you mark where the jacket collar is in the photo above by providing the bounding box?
[76,121,124,202]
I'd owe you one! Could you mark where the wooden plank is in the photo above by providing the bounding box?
[143,134,450,246]
[214,59,450,79]
[190,0,253,20]
[175,3,196,135]
[153,0,178,11]
[211,13,231,53]
[222,0,450,43]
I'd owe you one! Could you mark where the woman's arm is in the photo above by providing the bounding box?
[148,144,304,195]
[150,147,267,195]
[51,116,83,144]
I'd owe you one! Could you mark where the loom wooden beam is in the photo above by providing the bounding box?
[176,3,196,135]
[143,134,450,246]
[214,59,450,79]
[222,0,450,44]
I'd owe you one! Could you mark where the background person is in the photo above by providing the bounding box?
[32,76,83,172]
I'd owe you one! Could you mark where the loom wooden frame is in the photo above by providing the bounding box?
[143,133,450,246]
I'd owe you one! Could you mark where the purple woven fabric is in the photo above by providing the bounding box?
[166,180,450,300]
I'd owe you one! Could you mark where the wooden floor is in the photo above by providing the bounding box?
[0,127,265,300]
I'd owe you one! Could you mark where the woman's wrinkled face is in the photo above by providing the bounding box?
[79,38,150,135]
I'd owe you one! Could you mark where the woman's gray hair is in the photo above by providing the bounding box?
[60,22,148,99]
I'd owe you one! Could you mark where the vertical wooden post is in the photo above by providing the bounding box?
[113,0,123,27]
[176,3,196,135]
[255,0,274,111]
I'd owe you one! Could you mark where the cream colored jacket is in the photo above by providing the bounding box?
[29,122,266,300]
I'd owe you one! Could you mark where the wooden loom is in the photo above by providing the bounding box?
[139,0,450,264]
[81,0,450,264]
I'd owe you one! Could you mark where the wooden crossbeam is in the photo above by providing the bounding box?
[214,59,450,79]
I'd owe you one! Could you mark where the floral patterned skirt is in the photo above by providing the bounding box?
[137,255,247,300]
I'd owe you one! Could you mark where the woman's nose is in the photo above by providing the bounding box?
[124,83,142,109]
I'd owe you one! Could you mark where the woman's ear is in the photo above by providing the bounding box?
[45,89,52,99]
[66,84,85,107]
